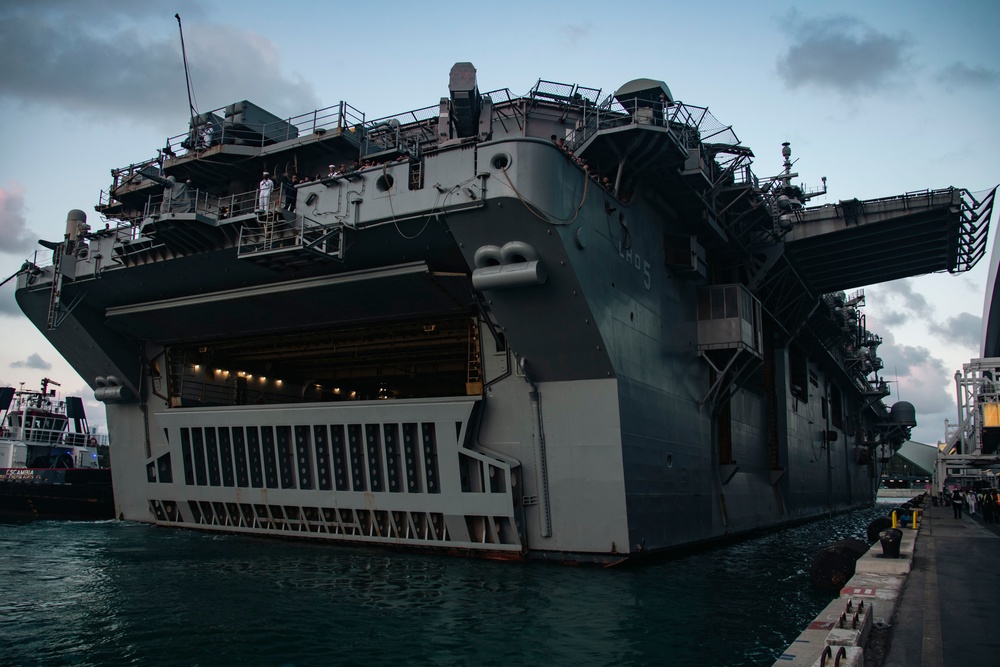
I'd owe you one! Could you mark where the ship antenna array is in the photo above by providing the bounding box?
[175,14,199,121]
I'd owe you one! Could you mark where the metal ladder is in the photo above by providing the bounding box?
[409,160,423,190]
[257,209,276,251]
[45,245,64,330]
[167,349,186,406]
[466,319,482,394]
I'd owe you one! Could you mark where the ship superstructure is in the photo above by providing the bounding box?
[14,63,995,561]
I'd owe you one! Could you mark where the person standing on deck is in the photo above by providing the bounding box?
[952,488,965,519]
[282,174,297,212]
[258,171,274,211]
[200,122,213,149]
[656,92,669,126]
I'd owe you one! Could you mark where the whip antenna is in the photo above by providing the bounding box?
[175,14,198,121]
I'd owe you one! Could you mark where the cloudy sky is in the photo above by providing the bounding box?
[0,0,997,445]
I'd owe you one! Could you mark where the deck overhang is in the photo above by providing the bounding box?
[104,262,473,344]
[783,188,994,293]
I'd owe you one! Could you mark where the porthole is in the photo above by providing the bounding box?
[376,174,394,191]
[491,153,511,170]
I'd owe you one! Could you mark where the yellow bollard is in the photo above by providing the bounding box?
[891,510,898,528]
[911,509,922,529]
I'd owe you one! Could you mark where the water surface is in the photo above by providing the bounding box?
[0,505,891,666]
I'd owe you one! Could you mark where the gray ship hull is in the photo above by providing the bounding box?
[15,65,992,562]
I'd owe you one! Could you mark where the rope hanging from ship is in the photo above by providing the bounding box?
[390,172,483,241]
[498,164,589,226]
[384,160,435,241]
[390,210,433,240]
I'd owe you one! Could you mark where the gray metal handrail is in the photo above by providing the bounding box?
[145,187,262,220]
[158,100,366,157]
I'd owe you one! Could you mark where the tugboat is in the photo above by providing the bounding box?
[0,378,114,520]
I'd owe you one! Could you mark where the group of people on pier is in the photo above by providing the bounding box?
[948,487,1000,522]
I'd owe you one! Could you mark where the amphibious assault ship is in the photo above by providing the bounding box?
[14,63,995,562]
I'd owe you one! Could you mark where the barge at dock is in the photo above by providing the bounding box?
[13,63,995,561]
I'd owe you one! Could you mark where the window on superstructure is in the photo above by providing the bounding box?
[697,285,740,320]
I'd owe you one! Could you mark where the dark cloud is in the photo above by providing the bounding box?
[878,336,956,442]
[880,309,909,327]
[936,62,999,90]
[776,14,911,94]
[0,4,319,131]
[183,25,320,120]
[0,181,39,319]
[0,283,20,317]
[875,280,980,352]
[928,311,981,349]
[876,333,954,443]
[0,183,37,255]
[10,353,51,370]
[870,278,934,326]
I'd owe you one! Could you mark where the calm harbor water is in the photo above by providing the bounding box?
[0,504,893,667]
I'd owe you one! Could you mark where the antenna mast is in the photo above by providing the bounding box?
[175,14,198,121]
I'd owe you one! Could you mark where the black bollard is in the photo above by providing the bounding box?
[878,528,903,558]
[810,539,869,591]
[867,516,892,543]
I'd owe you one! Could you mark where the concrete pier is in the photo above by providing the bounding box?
[774,501,1000,666]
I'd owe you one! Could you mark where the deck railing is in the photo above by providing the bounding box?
[143,187,263,221]
[161,100,367,157]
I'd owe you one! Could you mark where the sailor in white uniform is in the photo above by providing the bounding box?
[200,122,214,149]
[258,171,274,211]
